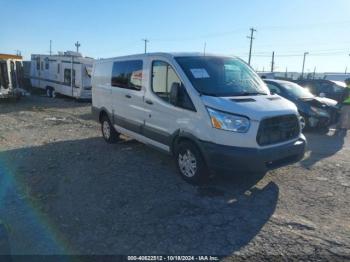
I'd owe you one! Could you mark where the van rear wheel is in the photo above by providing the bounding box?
[175,141,208,184]
[101,115,119,143]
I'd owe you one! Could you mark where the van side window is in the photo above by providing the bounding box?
[152,61,195,111]
[111,60,143,91]
[64,69,76,86]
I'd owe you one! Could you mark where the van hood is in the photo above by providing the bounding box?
[201,94,298,121]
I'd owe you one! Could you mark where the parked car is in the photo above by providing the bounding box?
[294,79,346,103]
[264,79,340,129]
[92,53,306,184]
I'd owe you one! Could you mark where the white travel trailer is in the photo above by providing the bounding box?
[92,52,306,184]
[0,53,24,99]
[30,51,94,99]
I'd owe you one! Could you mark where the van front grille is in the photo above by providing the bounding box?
[257,115,300,146]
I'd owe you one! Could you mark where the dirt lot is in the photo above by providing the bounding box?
[0,94,349,260]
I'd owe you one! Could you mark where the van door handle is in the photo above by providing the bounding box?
[145,100,153,105]
[125,94,132,98]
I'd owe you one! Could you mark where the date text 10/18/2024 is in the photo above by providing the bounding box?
[127,256,220,261]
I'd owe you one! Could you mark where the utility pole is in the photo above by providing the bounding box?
[346,66,348,74]
[50,40,52,56]
[313,66,316,79]
[75,41,81,53]
[271,51,275,72]
[285,67,288,78]
[247,27,257,65]
[301,52,309,79]
[142,38,149,54]
[14,50,21,56]
[203,42,207,56]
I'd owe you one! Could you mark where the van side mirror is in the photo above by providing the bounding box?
[170,82,180,105]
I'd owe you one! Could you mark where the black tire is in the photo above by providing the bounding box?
[175,141,209,184]
[100,115,119,143]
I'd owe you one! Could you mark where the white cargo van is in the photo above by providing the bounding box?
[92,53,306,183]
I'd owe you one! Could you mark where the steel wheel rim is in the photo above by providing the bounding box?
[178,149,197,177]
[102,121,111,139]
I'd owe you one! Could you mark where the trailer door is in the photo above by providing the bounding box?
[0,61,10,89]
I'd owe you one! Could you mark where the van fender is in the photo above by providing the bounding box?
[170,129,208,161]
[92,106,112,123]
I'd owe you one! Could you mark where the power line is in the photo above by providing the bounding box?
[241,51,349,57]
[149,20,350,42]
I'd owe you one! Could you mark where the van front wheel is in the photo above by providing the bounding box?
[101,116,119,143]
[175,141,208,184]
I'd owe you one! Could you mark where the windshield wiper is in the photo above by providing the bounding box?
[200,92,220,97]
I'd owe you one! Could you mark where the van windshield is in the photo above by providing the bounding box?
[175,56,269,97]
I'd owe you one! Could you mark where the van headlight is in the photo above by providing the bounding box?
[207,107,250,133]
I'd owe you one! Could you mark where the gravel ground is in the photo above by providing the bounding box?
[0,94,349,260]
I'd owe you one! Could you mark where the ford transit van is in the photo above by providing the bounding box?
[92,53,306,184]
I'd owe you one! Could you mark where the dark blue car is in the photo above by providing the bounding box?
[264,79,340,129]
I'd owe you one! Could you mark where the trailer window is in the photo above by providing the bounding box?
[36,58,40,70]
[64,69,76,86]
[10,61,17,89]
[111,60,143,90]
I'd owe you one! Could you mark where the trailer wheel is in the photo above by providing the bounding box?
[46,87,55,98]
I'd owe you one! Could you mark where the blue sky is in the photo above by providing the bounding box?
[1,0,350,73]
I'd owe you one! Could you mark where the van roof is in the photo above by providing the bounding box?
[96,52,237,62]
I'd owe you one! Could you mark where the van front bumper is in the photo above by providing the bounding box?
[199,136,306,173]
